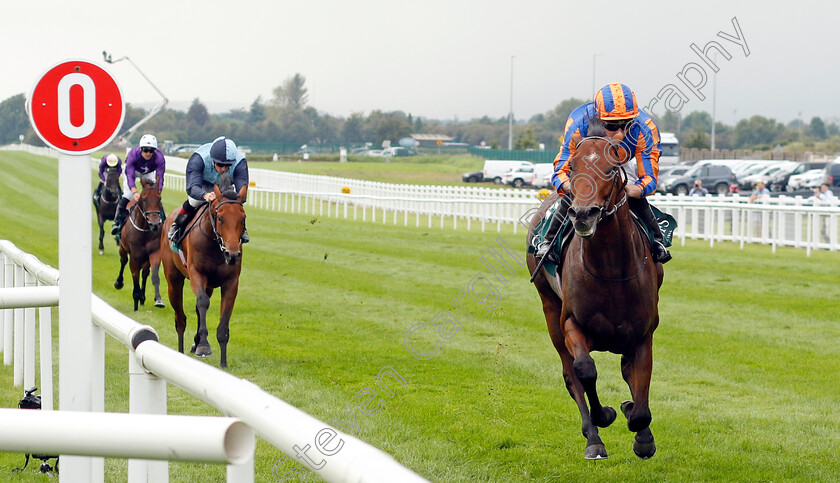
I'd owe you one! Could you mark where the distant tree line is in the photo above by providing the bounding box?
[1,74,838,154]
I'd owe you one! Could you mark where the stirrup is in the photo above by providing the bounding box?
[652,242,671,264]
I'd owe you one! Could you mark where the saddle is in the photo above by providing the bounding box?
[530,204,676,282]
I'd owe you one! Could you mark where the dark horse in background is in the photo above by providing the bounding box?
[93,165,122,255]
[526,120,664,460]
[114,179,166,311]
[161,176,247,369]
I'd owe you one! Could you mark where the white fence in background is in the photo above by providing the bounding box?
[0,240,427,483]
[4,143,839,252]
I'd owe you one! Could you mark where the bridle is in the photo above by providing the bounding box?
[100,166,122,204]
[208,198,244,253]
[572,136,647,281]
[572,136,629,222]
[127,193,165,232]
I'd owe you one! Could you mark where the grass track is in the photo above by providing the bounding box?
[1,150,839,482]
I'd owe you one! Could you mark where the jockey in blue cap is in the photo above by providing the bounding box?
[536,82,671,263]
[167,136,250,251]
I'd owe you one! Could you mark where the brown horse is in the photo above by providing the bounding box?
[93,165,122,255]
[160,181,247,369]
[526,121,664,460]
[114,182,166,311]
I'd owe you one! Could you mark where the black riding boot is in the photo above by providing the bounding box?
[168,212,190,251]
[93,182,104,205]
[111,197,129,236]
[631,198,672,264]
[535,195,572,260]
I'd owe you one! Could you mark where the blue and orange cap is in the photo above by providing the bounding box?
[594,83,639,120]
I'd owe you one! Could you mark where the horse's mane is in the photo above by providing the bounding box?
[217,172,238,200]
[587,116,607,137]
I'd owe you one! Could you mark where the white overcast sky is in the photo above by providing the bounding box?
[2,0,837,125]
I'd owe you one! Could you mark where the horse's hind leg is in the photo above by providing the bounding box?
[217,281,240,369]
[166,272,187,353]
[139,263,150,306]
[151,255,165,308]
[620,335,656,459]
[115,246,128,289]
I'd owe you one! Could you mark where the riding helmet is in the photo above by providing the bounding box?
[210,136,238,165]
[105,154,120,167]
[139,134,158,149]
[595,83,639,120]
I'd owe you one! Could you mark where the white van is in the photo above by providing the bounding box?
[659,132,680,166]
[483,160,534,185]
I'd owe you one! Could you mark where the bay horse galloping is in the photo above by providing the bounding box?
[114,181,166,311]
[94,165,122,255]
[526,120,664,460]
[160,180,247,369]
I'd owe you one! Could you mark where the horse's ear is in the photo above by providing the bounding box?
[571,131,582,146]
[237,184,248,203]
[213,183,223,200]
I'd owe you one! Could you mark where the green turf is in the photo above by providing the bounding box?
[1,150,839,482]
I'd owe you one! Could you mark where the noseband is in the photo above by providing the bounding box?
[573,136,629,221]
[209,199,244,252]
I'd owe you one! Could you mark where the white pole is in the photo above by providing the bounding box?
[58,152,93,481]
[23,270,36,389]
[3,255,14,364]
[508,55,514,150]
[0,409,253,463]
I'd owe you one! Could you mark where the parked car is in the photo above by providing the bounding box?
[659,164,735,195]
[483,160,534,185]
[788,169,827,191]
[462,171,485,183]
[738,161,797,191]
[656,165,691,194]
[824,159,840,187]
[778,162,827,191]
[531,164,555,188]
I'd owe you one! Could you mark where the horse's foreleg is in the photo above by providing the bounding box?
[115,247,128,290]
[190,280,212,357]
[620,335,656,459]
[543,293,609,459]
[561,316,616,459]
[217,281,240,369]
[98,218,105,255]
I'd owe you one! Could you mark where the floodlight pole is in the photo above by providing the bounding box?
[508,56,515,151]
[102,51,168,145]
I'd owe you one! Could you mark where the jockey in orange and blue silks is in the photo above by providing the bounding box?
[537,82,671,264]
[552,84,661,196]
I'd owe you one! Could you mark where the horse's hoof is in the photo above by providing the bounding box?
[620,400,634,415]
[190,344,196,354]
[114,281,123,290]
[195,345,212,357]
[154,300,165,308]
[584,443,608,460]
[633,434,657,459]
